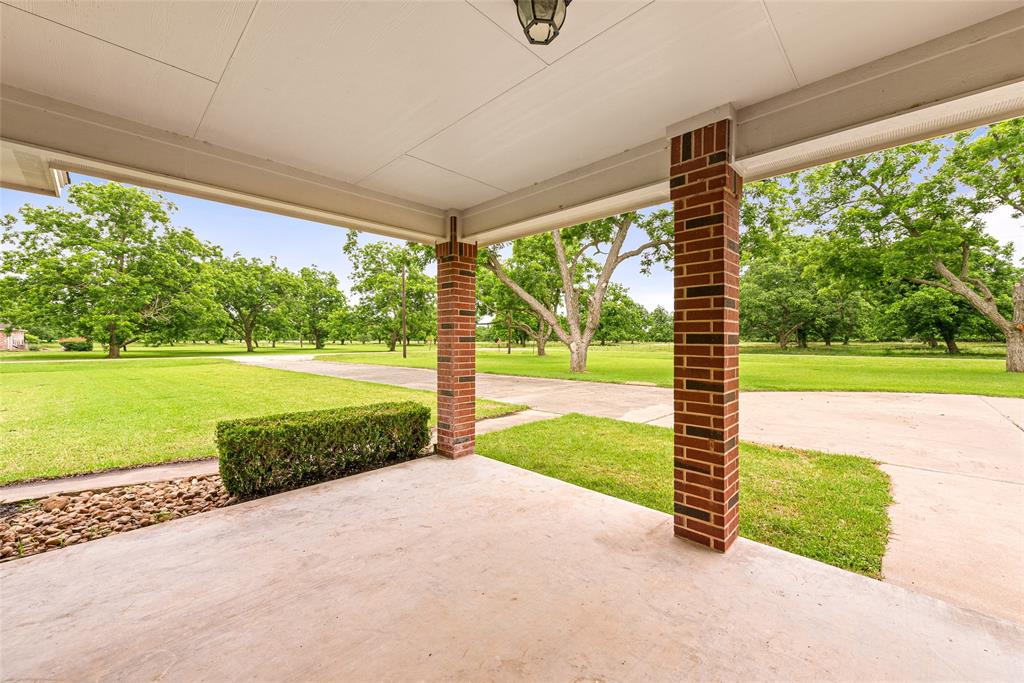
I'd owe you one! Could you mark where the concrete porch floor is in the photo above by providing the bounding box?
[3,456,1020,681]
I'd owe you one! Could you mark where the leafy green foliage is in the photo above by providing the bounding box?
[217,401,431,498]
[58,338,93,351]
[1,183,213,358]
[343,231,435,350]
[295,266,347,349]
[208,255,295,352]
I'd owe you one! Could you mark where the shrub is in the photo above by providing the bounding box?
[59,338,93,352]
[217,401,431,498]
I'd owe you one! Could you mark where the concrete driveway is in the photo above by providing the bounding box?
[232,356,1024,623]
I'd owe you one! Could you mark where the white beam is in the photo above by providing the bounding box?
[0,86,446,244]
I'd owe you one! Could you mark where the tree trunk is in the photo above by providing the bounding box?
[387,331,397,353]
[536,336,546,356]
[244,330,254,353]
[1007,331,1024,372]
[941,330,960,355]
[107,328,120,359]
[797,328,808,348]
[1009,281,1024,372]
[569,341,587,372]
[271,340,276,348]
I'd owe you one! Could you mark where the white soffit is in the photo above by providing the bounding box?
[359,156,504,211]
[1,1,1022,245]
[2,0,255,81]
[763,0,1022,86]
[195,0,543,185]
[467,0,653,64]
[410,0,794,193]
[0,3,215,136]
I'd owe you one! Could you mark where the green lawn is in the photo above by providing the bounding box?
[318,342,1023,398]
[0,358,523,484]
[0,341,398,362]
[476,414,892,576]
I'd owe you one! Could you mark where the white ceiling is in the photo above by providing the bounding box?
[1,0,1021,213]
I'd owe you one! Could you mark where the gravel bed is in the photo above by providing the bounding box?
[0,475,235,561]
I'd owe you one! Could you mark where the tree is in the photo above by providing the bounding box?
[809,284,870,347]
[886,286,977,354]
[739,236,817,348]
[0,182,212,358]
[802,125,1024,371]
[295,266,346,349]
[476,239,561,356]
[342,232,435,352]
[645,305,673,343]
[209,255,293,352]
[482,211,672,372]
[593,284,647,344]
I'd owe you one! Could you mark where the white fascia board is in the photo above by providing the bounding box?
[463,8,1024,242]
[733,8,1024,180]
[0,87,446,244]
[461,138,670,245]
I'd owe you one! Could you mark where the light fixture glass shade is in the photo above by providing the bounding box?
[514,0,571,45]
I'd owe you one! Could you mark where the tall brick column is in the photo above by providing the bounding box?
[435,222,477,459]
[669,118,743,552]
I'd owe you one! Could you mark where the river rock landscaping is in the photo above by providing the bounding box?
[0,475,235,561]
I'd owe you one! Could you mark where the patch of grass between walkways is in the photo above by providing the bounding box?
[475,414,892,576]
[0,358,524,484]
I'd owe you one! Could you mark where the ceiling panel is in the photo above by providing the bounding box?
[359,155,503,210]
[468,0,652,64]
[0,4,215,136]
[765,0,1023,86]
[411,1,794,193]
[3,0,255,81]
[196,0,544,186]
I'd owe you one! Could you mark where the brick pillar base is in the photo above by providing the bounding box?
[670,118,743,552]
[436,237,477,459]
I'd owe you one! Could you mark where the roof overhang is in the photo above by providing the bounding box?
[2,3,1022,245]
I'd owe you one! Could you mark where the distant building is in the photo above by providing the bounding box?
[0,325,27,351]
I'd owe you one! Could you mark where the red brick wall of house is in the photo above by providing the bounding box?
[669,119,743,552]
[435,239,477,459]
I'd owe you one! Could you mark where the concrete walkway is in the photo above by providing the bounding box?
[3,455,1021,681]
[0,409,557,504]
[231,355,1024,624]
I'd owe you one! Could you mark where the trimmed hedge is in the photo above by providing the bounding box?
[59,338,93,351]
[216,401,431,498]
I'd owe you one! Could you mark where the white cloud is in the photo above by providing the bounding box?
[983,205,1023,265]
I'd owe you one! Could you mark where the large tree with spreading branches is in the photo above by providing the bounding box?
[480,210,672,372]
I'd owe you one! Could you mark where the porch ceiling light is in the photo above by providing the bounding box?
[515,0,571,45]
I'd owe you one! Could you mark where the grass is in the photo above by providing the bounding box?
[0,341,400,362]
[317,342,1023,398]
[0,358,524,484]
[476,414,892,576]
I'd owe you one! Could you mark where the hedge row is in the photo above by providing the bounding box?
[216,401,431,498]
[59,338,93,351]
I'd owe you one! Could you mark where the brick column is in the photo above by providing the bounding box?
[669,118,743,552]
[435,225,477,459]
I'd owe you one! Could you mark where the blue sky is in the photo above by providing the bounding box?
[1,173,1018,312]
